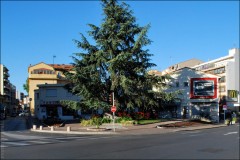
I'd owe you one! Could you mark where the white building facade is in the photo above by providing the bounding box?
[35,84,81,120]
[160,67,220,122]
[193,48,240,112]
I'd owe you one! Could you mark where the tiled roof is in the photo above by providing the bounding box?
[48,64,73,71]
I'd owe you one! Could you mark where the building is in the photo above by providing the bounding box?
[161,59,204,75]
[148,70,162,76]
[0,64,18,115]
[35,84,80,120]
[192,48,240,113]
[158,67,220,122]
[28,62,73,115]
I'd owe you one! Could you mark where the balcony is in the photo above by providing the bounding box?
[4,72,10,78]
[29,73,58,79]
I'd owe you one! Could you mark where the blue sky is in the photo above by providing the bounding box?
[1,0,239,95]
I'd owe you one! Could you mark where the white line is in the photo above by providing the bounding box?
[224,132,238,135]
[3,142,30,146]
[189,133,206,137]
[0,145,8,148]
[181,131,201,134]
[27,141,52,144]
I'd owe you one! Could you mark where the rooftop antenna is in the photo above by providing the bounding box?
[53,55,56,65]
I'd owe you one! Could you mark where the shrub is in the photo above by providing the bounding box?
[102,117,112,123]
[232,117,237,122]
[80,116,103,128]
[80,119,94,127]
[134,112,144,120]
[92,116,102,128]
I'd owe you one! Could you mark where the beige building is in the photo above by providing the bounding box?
[28,62,73,115]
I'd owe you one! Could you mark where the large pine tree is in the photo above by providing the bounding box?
[65,0,170,111]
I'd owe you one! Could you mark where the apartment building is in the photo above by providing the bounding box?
[193,48,240,112]
[28,62,73,115]
[35,84,80,120]
[0,64,17,115]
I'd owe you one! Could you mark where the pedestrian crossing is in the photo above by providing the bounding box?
[0,136,113,148]
[1,138,64,148]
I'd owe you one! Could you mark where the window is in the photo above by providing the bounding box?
[219,86,225,92]
[46,89,57,97]
[184,82,189,87]
[219,76,225,83]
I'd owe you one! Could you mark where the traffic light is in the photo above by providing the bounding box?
[109,93,113,104]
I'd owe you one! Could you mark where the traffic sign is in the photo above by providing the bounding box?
[111,106,116,112]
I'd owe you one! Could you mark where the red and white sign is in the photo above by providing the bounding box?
[190,78,217,99]
[111,106,116,112]
[223,105,227,110]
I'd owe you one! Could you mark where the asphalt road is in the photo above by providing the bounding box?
[1,120,239,159]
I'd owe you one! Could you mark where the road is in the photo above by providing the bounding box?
[1,117,239,159]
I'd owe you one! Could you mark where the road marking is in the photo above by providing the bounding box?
[27,141,52,144]
[0,145,8,148]
[224,132,238,135]
[189,133,206,137]
[3,142,30,146]
[181,131,201,134]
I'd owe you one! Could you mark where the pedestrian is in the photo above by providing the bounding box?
[228,111,233,126]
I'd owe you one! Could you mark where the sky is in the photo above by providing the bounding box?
[1,0,239,95]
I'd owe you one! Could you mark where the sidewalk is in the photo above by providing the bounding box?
[29,118,228,135]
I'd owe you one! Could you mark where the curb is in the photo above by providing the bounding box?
[30,129,118,135]
[171,124,227,132]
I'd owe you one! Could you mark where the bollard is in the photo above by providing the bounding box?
[67,126,71,132]
[51,126,54,131]
[40,126,43,130]
[33,125,37,130]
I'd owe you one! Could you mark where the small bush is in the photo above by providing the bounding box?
[80,119,94,127]
[102,117,112,123]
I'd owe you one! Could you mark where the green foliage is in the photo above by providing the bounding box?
[80,116,103,128]
[60,100,81,110]
[102,117,112,123]
[232,117,237,122]
[92,116,103,128]
[80,119,94,127]
[23,78,29,94]
[65,0,177,111]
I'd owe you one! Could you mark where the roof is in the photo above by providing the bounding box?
[167,67,221,78]
[48,64,73,71]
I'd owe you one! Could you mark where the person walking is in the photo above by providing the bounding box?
[227,111,233,126]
